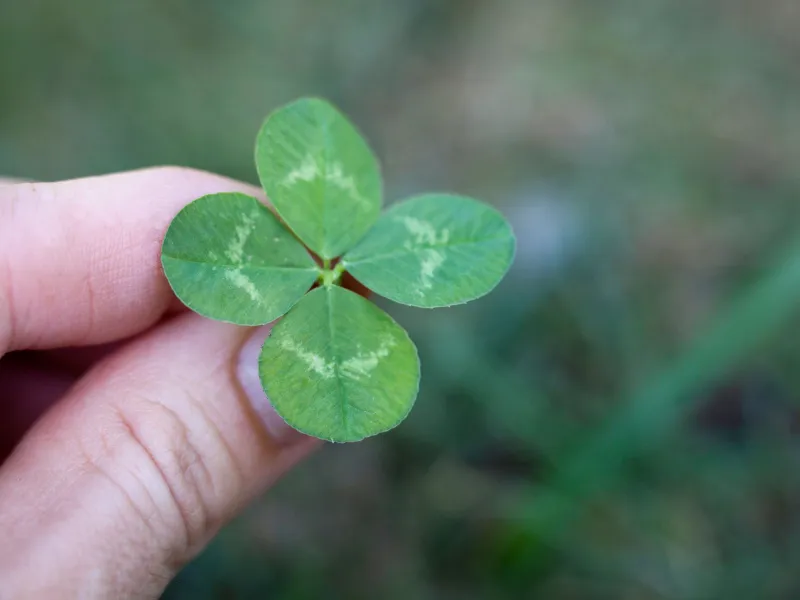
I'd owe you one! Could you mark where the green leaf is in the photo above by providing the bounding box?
[255,97,382,259]
[342,194,516,308]
[161,192,319,326]
[259,285,420,442]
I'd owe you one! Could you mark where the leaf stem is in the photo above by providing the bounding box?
[320,261,346,287]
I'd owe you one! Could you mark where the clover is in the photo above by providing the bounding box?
[161,98,515,442]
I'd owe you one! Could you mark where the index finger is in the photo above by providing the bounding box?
[0,167,264,353]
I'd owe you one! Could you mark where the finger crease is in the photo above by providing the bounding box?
[77,432,161,545]
[114,405,194,555]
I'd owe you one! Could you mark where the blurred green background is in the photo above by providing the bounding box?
[3,0,800,597]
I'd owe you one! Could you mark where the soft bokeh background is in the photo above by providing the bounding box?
[3,1,800,597]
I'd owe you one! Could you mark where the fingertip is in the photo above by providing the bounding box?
[236,324,311,446]
[0,167,263,353]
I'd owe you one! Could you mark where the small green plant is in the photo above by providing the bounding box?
[161,98,515,442]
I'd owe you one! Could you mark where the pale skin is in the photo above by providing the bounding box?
[0,167,320,598]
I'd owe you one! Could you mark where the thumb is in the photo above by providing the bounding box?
[0,313,318,599]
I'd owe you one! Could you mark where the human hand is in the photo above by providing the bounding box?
[0,167,320,598]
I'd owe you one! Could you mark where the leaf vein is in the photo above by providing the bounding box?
[344,236,509,266]
[163,255,318,272]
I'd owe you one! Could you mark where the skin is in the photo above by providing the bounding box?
[0,167,322,598]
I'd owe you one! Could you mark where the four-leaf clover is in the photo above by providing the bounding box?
[161,98,515,442]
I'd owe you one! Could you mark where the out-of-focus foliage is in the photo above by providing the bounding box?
[2,0,800,597]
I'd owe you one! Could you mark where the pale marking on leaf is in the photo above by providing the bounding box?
[279,337,335,379]
[398,217,450,247]
[419,249,446,296]
[341,336,397,381]
[225,212,257,264]
[326,163,368,205]
[283,155,319,186]
[282,155,367,205]
[225,269,261,303]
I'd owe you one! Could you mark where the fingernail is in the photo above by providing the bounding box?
[237,324,306,445]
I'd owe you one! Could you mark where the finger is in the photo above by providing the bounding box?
[0,312,317,598]
[0,167,264,354]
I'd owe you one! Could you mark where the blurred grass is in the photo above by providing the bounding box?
[2,0,800,598]
[515,234,800,542]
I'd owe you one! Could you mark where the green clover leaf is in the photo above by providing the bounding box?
[255,97,382,259]
[342,193,516,308]
[161,97,515,442]
[259,286,419,442]
[161,192,318,325]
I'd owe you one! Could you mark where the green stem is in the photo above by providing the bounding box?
[320,261,346,287]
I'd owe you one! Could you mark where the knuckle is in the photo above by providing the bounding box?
[99,396,233,557]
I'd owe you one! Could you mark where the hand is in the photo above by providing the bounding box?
[0,167,319,598]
